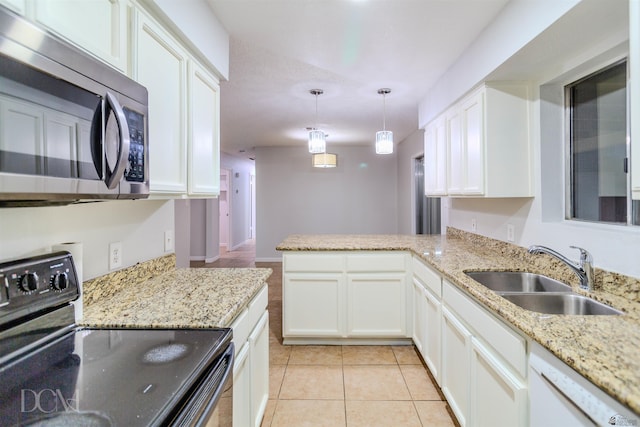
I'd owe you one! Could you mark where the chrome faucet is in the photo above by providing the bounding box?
[528,245,594,292]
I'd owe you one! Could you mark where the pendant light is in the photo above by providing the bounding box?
[308,89,326,153]
[312,152,338,168]
[375,88,393,154]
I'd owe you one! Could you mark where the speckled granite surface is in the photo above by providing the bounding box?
[81,266,272,329]
[277,229,640,415]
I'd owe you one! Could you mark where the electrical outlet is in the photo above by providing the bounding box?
[507,224,515,242]
[164,230,174,252]
[109,242,122,270]
[471,218,477,232]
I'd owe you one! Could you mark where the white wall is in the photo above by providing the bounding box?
[0,199,174,280]
[396,130,425,235]
[256,145,398,260]
[416,0,640,278]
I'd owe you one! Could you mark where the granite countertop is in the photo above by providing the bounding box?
[277,230,640,415]
[82,267,272,329]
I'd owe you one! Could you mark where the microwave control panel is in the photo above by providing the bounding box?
[124,108,146,183]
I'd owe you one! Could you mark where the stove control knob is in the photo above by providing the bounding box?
[51,273,69,291]
[19,272,39,292]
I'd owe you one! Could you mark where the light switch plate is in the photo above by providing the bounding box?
[507,224,515,242]
[164,230,174,252]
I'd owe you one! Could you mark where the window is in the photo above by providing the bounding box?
[566,60,639,225]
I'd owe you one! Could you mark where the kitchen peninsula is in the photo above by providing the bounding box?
[277,229,640,422]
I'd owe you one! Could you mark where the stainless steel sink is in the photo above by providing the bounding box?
[465,271,573,293]
[500,293,623,315]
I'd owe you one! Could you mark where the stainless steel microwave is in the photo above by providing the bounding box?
[0,7,149,206]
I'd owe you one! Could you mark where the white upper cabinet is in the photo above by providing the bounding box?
[424,116,448,196]
[32,0,129,72]
[134,7,221,198]
[188,61,220,196]
[425,82,532,198]
[0,0,26,15]
[134,9,188,194]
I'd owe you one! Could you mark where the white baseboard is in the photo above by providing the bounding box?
[205,255,219,263]
[189,256,205,261]
[255,257,282,262]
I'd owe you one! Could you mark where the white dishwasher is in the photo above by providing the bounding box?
[529,342,638,427]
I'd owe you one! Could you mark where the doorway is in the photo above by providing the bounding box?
[219,168,231,254]
[414,156,441,234]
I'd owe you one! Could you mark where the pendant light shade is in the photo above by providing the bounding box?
[308,89,326,153]
[375,130,393,155]
[308,129,326,154]
[375,88,393,154]
[312,152,338,168]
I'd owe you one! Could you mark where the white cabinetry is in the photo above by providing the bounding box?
[441,306,472,426]
[134,8,220,198]
[135,9,188,194]
[425,82,532,197]
[424,116,447,196]
[188,61,220,195]
[471,338,527,427]
[230,284,269,427]
[0,0,25,15]
[442,280,527,427]
[7,0,129,72]
[412,256,442,385]
[282,252,410,343]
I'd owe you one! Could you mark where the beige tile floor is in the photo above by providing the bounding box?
[193,240,458,427]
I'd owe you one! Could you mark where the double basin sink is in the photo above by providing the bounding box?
[465,271,622,315]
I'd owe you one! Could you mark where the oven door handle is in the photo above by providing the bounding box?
[104,92,130,190]
[170,342,235,427]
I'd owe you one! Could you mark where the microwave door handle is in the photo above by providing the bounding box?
[104,92,130,190]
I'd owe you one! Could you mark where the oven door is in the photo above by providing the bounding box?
[170,343,234,427]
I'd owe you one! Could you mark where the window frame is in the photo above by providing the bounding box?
[563,58,635,226]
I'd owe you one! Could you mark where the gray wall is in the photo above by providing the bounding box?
[396,130,425,235]
[255,145,398,260]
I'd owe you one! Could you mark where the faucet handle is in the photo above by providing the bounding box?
[569,246,593,265]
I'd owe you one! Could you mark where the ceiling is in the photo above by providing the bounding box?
[207,0,511,159]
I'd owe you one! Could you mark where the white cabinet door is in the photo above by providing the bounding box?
[33,0,128,72]
[249,311,269,427]
[470,338,527,427]
[283,273,345,337]
[0,0,26,14]
[188,60,220,196]
[461,90,484,195]
[347,273,407,337]
[232,342,251,427]
[423,288,441,386]
[424,116,447,196]
[447,108,464,195]
[135,10,188,194]
[441,306,471,427]
[412,279,425,353]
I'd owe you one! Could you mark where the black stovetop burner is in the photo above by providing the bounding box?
[0,252,232,426]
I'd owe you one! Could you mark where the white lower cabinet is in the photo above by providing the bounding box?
[412,278,426,353]
[232,343,251,427]
[441,306,472,427]
[230,284,269,427]
[422,287,441,385]
[249,311,269,427]
[442,280,528,427]
[282,252,410,341]
[283,273,344,337]
[347,273,407,337]
[470,337,527,427]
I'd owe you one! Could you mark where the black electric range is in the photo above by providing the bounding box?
[0,252,233,426]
